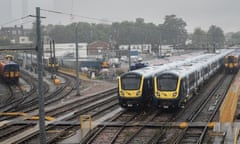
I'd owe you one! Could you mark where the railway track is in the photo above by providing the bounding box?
[80,72,234,144]
[173,74,234,144]
[0,70,36,113]
[81,107,180,144]
[0,68,233,143]
[0,86,118,143]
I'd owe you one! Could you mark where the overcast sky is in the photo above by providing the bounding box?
[1,0,240,33]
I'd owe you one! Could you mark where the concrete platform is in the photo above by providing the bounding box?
[213,122,240,144]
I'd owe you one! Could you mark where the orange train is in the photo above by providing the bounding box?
[0,60,20,83]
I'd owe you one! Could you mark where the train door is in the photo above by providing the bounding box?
[179,77,188,106]
[143,77,153,105]
[186,75,190,100]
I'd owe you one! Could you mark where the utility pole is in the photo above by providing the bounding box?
[128,45,131,70]
[75,25,80,96]
[53,40,56,78]
[50,40,53,79]
[36,7,46,144]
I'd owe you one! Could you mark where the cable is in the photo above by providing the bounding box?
[0,15,32,27]
[40,8,113,23]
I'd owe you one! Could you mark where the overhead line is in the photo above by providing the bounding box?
[0,15,32,27]
[40,8,114,23]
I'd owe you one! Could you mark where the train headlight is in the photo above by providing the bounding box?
[155,92,160,97]
[15,72,19,76]
[120,91,124,96]
[173,92,177,97]
[136,91,141,96]
[4,73,9,77]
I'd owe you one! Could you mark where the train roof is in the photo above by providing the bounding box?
[225,51,240,57]
[121,65,169,78]
[157,50,227,78]
[122,49,232,78]
[0,60,19,65]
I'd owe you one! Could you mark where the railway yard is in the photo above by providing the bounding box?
[1,50,240,144]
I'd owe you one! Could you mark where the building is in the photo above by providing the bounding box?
[0,25,31,44]
[43,43,88,58]
[87,41,110,58]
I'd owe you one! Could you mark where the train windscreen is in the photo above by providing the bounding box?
[121,74,141,90]
[5,64,19,72]
[49,57,58,64]
[157,74,178,91]
[227,56,235,63]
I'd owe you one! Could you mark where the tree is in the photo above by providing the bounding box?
[207,25,225,49]
[192,28,207,49]
[225,32,240,46]
[162,15,188,47]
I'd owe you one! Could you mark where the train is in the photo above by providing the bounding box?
[129,62,149,71]
[47,57,59,71]
[15,53,59,71]
[118,65,168,108]
[224,51,240,74]
[0,59,20,83]
[153,50,231,109]
[118,49,233,109]
[117,53,214,108]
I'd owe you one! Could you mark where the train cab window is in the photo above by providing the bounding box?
[5,65,19,72]
[228,56,234,63]
[121,74,141,90]
[157,74,178,91]
[49,57,58,64]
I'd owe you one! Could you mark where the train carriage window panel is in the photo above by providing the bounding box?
[189,72,195,86]
[157,74,178,91]
[121,74,141,90]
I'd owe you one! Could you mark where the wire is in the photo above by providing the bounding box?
[0,15,32,27]
[21,20,35,25]
[40,8,113,23]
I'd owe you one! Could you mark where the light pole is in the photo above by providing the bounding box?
[75,24,80,96]
[36,7,46,144]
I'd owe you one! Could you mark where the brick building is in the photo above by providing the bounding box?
[87,41,110,58]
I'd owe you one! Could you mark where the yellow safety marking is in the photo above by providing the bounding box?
[0,112,27,117]
[45,116,55,121]
[207,122,216,128]
[220,71,240,122]
[179,122,188,129]
[58,67,89,81]
[24,116,55,121]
